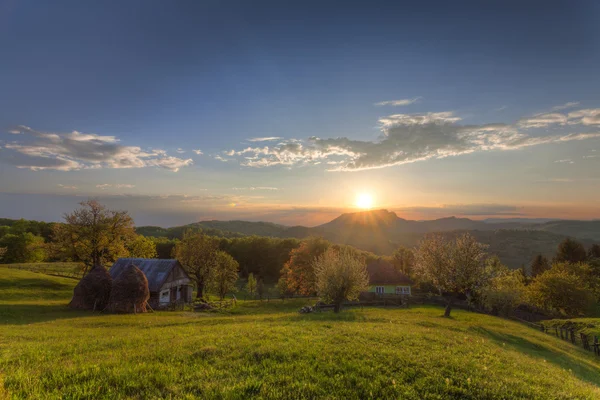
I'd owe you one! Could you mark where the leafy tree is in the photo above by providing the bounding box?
[0,247,6,261]
[278,237,330,296]
[174,230,219,300]
[210,251,239,300]
[527,266,595,317]
[245,273,257,298]
[0,233,46,263]
[555,238,587,264]
[391,245,415,276]
[414,233,488,317]
[480,268,526,316]
[313,247,369,313]
[128,235,158,258]
[588,244,600,260]
[530,254,550,278]
[52,200,135,271]
[152,237,178,259]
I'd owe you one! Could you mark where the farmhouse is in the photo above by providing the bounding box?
[365,259,413,296]
[110,258,193,309]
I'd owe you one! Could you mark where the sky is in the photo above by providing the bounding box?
[1,0,600,227]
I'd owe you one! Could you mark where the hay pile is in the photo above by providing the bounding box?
[106,264,150,313]
[69,264,112,311]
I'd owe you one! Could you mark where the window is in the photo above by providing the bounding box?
[159,289,170,304]
[375,286,385,295]
[396,286,410,295]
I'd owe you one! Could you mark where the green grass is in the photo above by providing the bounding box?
[1,268,600,399]
[0,262,84,279]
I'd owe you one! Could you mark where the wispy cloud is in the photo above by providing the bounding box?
[232,187,279,191]
[222,109,600,171]
[3,126,193,172]
[518,113,567,128]
[494,106,508,112]
[247,137,283,142]
[96,184,135,190]
[554,159,574,164]
[176,148,185,154]
[567,109,600,126]
[552,101,580,111]
[193,149,203,155]
[374,97,422,107]
[57,184,77,189]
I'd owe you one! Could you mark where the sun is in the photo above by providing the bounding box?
[355,193,374,209]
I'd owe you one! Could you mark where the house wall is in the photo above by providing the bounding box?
[368,285,411,295]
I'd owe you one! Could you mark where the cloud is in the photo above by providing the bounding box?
[232,187,279,191]
[222,111,600,171]
[176,148,185,154]
[7,129,22,134]
[375,97,422,106]
[398,204,523,217]
[96,183,136,190]
[3,126,192,171]
[518,113,568,128]
[193,149,203,155]
[567,108,600,126]
[554,159,574,164]
[57,184,77,189]
[214,155,228,162]
[247,137,284,142]
[494,106,508,112]
[552,102,580,111]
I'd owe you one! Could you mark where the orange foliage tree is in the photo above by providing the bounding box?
[278,237,330,296]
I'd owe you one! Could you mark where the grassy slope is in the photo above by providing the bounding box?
[1,268,600,399]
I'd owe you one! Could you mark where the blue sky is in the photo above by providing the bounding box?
[1,1,600,226]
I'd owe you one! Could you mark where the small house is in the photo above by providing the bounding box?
[365,259,413,296]
[110,258,193,309]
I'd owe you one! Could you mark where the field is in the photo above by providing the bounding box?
[1,268,600,399]
[0,262,84,279]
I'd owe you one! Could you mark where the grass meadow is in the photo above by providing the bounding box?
[1,267,600,399]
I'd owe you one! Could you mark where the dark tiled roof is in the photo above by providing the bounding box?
[366,259,413,285]
[110,258,188,292]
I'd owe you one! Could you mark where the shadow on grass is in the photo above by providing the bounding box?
[0,277,74,290]
[471,326,600,387]
[0,303,97,325]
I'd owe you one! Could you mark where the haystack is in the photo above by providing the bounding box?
[69,264,112,311]
[106,264,150,313]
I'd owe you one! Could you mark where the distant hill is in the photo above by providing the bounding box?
[135,209,600,270]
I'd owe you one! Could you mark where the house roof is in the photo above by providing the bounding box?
[366,259,413,285]
[110,258,189,292]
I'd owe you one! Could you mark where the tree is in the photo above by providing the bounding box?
[555,238,587,264]
[174,230,219,300]
[210,251,239,300]
[313,247,369,313]
[0,247,6,261]
[52,200,135,271]
[0,233,46,263]
[530,254,550,278]
[245,273,257,298]
[588,244,600,260]
[480,269,526,316]
[527,266,595,317]
[391,246,415,276]
[128,235,158,258]
[257,279,265,300]
[414,233,488,317]
[278,237,330,296]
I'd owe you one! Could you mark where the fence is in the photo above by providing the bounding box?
[516,318,600,357]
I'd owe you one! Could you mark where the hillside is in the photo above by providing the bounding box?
[1,267,600,399]
[132,210,600,269]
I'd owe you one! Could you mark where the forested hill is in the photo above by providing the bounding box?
[133,210,600,269]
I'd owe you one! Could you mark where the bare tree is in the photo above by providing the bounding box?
[314,247,369,313]
[414,233,488,317]
[53,200,135,272]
